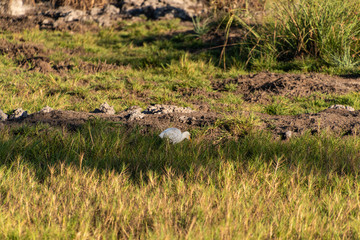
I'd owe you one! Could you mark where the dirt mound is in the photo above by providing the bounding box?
[0,15,41,32]
[261,108,360,138]
[4,108,218,133]
[3,104,360,140]
[213,72,360,103]
[0,39,116,74]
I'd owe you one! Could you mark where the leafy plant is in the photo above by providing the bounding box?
[191,16,211,37]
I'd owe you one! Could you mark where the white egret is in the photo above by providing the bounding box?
[159,128,191,144]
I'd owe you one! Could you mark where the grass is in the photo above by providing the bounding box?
[213,0,360,70]
[1,19,359,116]
[2,122,360,238]
[2,3,360,238]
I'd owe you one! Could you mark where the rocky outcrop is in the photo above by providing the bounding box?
[0,0,34,16]
[1,0,209,25]
[121,0,208,20]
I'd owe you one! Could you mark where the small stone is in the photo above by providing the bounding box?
[90,7,102,16]
[126,106,145,121]
[329,105,355,111]
[64,9,86,22]
[39,106,53,113]
[9,108,28,120]
[284,131,292,139]
[93,102,115,115]
[179,115,187,123]
[102,4,120,15]
[143,104,193,114]
[0,109,8,121]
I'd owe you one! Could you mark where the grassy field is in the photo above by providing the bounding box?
[2,0,360,239]
[2,122,360,239]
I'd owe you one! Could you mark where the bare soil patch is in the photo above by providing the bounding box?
[213,72,360,103]
[2,105,360,140]
[0,39,116,74]
[0,15,41,32]
[3,108,218,134]
[258,108,360,138]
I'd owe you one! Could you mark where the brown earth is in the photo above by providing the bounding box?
[2,106,360,140]
[213,72,360,103]
[2,108,219,134]
[0,39,116,74]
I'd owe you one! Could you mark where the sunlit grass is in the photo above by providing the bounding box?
[1,122,360,238]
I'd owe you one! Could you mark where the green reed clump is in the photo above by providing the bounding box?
[210,0,360,70]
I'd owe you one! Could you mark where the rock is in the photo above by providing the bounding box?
[90,7,102,16]
[143,104,193,114]
[79,15,94,23]
[0,109,8,121]
[39,106,53,113]
[284,131,292,140]
[93,102,115,115]
[126,106,145,121]
[53,17,65,28]
[121,0,209,20]
[329,105,355,111]
[64,9,86,22]
[102,4,120,15]
[179,115,188,123]
[40,18,54,30]
[9,108,28,120]
[95,14,113,27]
[179,115,196,124]
[8,0,34,16]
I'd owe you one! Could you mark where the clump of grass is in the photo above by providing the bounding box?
[243,0,360,69]
[210,0,360,70]
[270,0,360,67]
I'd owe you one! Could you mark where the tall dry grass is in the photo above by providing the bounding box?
[1,122,360,238]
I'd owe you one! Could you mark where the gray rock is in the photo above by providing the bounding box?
[90,7,102,16]
[53,17,65,28]
[95,14,113,27]
[121,0,208,20]
[284,131,292,140]
[0,109,8,121]
[40,18,54,29]
[93,102,116,115]
[9,108,28,120]
[329,105,355,111]
[102,4,120,15]
[39,106,53,113]
[179,115,196,124]
[80,15,94,23]
[143,104,193,114]
[64,9,86,22]
[56,6,73,17]
[126,106,145,121]
[8,0,34,16]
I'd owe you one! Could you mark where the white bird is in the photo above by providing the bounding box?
[159,128,191,144]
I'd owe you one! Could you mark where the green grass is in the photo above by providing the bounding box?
[1,19,359,116]
[2,122,360,238]
[2,10,360,238]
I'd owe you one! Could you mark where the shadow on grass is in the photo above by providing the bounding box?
[89,26,247,69]
[1,119,360,184]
